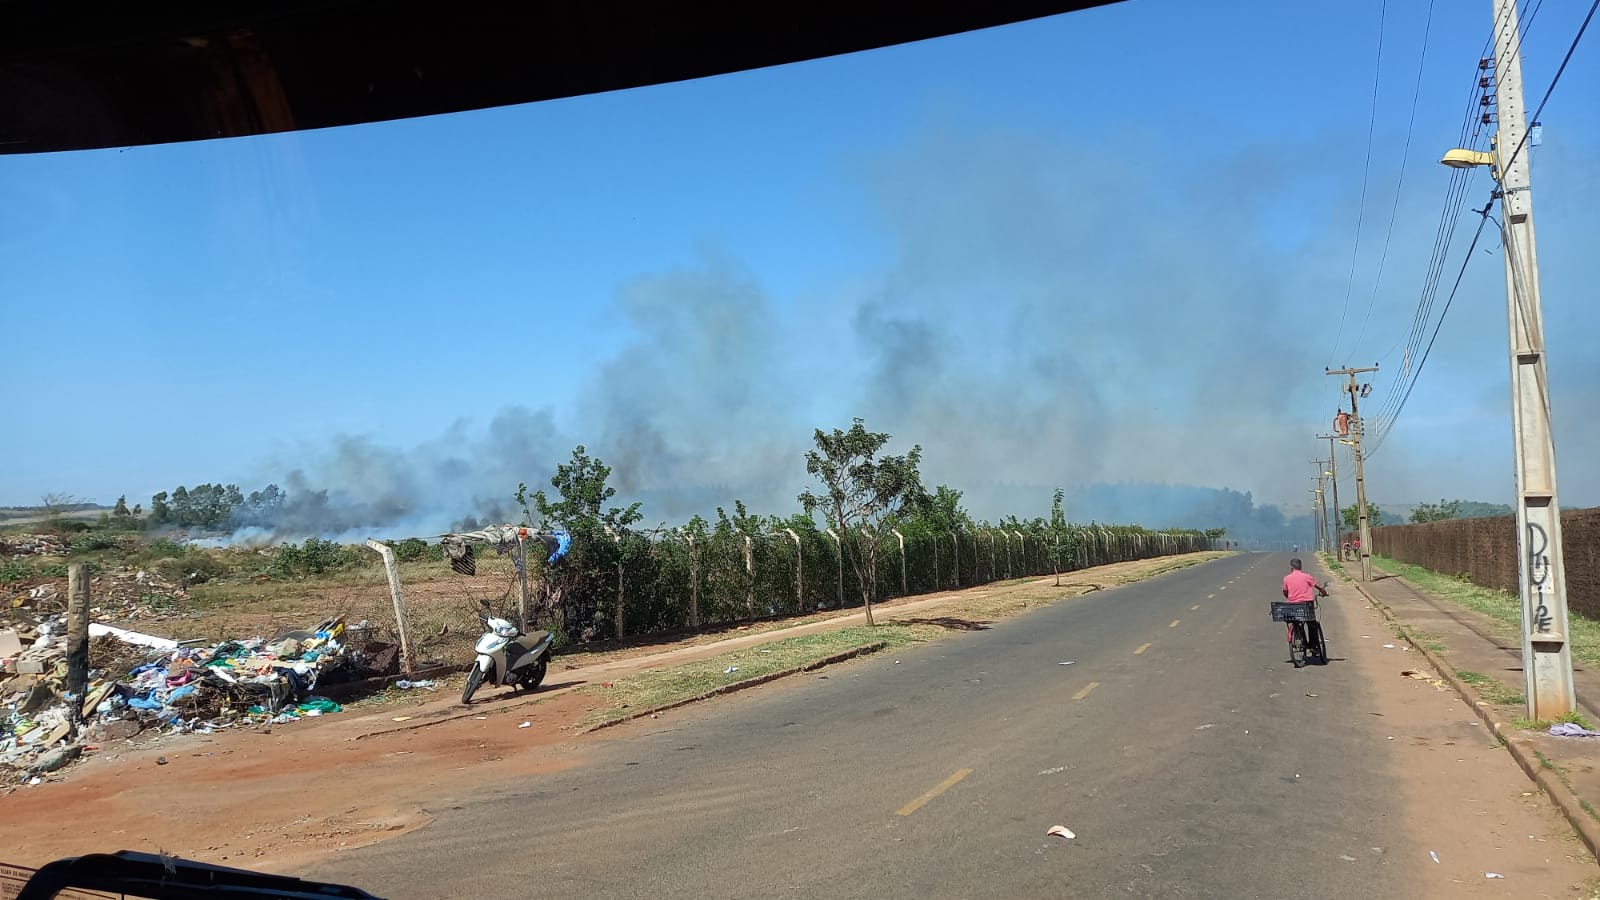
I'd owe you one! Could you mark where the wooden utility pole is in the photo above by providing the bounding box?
[1326,366,1378,580]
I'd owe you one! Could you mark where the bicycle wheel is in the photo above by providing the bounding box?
[1313,622,1329,662]
[1289,623,1306,668]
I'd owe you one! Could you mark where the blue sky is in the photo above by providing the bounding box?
[3,0,1597,530]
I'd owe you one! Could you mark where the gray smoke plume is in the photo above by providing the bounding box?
[224,119,1389,541]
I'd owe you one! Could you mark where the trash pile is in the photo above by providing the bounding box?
[4,566,193,624]
[2,614,402,784]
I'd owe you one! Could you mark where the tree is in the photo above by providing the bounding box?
[149,492,171,525]
[1341,501,1385,533]
[913,484,972,532]
[112,495,131,518]
[40,492,81,516]
[516,446,642,641]
[1409,499,1462,524]
[797,419,924,626]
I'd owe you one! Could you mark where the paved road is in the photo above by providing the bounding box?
[309,554,1477,897]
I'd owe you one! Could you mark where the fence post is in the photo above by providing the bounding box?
[608,529,624,640]
[783,528,804,612]
[932,532,941,590]
[950,530,960,587]
[366,540,414,674]
[684,530,700,629]
[66,564,90,734]
[514,532,532,631]
[893,529,907,596]
[744,535,755,617]
[825,528,844,609]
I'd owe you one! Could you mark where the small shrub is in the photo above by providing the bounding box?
[272,538,357,577]
[150,554,229,585]
[70,533,121,554]
[394,538,429,563]
[40,563,69,578]
[0,559,31,584]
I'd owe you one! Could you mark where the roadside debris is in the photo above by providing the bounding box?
[1382,643,1396,649]
[394,679,438,690]
[1485,872,1504,879]
[1046,826,1075,840]
[517,721,531,729]
[3,612,381,783]
[1429,850,1440,863]
[1549,722,1600,738]
[723,666,739,675]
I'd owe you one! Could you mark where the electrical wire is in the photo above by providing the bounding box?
[1350,0,1437,357]
[1327,0,1389,367]
[1367,203,1494,456]
[1498,0,1599,178]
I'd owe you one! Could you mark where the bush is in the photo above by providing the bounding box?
[40,563,69,578]
[0,559,31,584]
[272,538,370,577]
[70,533,121,554]
[150,554,230,585]
[393,538,429,563]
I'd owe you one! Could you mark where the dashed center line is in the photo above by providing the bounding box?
[896,768,974,817]
[1072,682,1101,700]
[1134,642,1151,655]
[1168,619,1180,628]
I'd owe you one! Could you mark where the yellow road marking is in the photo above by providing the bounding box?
[1191,604,1200,610]
[1072,682,1101,700]
[896,768,973,816]
[1133,643,1151,655]
[1169,619,1180,628]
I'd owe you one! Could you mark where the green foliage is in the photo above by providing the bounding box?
[40,563,70,578]
[798,418,925,618]
[1410,499,1462,523]
[147,483,247,529]
[0,559,31,584]
[392,537,430,562]
[69,532,122,554]
[1340,501,1385,532]
[271,538,367,577]
[151,553,231,585]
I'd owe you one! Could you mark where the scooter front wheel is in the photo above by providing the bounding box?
[462,664,486,705]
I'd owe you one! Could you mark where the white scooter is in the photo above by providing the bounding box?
[462,600,555,704]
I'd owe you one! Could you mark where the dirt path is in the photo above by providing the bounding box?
[1315,563,1599,896]
[0,555,1215,871]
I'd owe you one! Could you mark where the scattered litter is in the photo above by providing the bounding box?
[1038,766,1067,776]
[155,756,168,766]
[758,649,772,654]
[1400,670,1426,679]
[1485,873,1504,879]
[1305,693,1318,698]
[1429,851,1440,864]
[394,679,438,690]
[1338,855,1356,862]
[1046,825,1075,840]
[894,660,901,665]
[517,721,531,729]
[391,716,413,722]
[723,666,739,675]
[1195,724,1215,731]
[1382,643,1396,649]
[1549,722,1600,738]
[1058,662,1075,666]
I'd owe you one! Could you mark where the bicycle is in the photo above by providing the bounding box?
[1271,600,1328,667]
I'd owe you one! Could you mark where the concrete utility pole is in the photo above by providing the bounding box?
[1326,366,1377,581]
[1317,435,1344,555]
[1487,0,1573,718]
[1308,484,1325,553]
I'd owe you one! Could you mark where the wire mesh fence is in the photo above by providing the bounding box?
[358,525,1216,671]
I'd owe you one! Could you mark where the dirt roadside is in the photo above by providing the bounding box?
[1309,558,1600,896]
[0,553,1221,872]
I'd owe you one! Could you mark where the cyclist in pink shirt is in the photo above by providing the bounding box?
[1282,558,1326,603]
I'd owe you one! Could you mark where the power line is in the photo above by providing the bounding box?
[1327,0,1389,367]
[1498,0,1599,178]
[1367,202,1494,456]
[1350,0,1437,356]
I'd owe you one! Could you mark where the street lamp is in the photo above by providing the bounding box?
[1439,148,1496,170]
[1436,0,1573,720]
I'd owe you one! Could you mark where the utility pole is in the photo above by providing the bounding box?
[1310,461,1332,553]
[1490,0,1573,718]
[1317,435,1344,557]
[1308,485,1325,553]
[1326,366,1377,580]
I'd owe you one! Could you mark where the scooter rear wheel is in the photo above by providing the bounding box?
[462,664,486,704]
[519,658,548,692]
